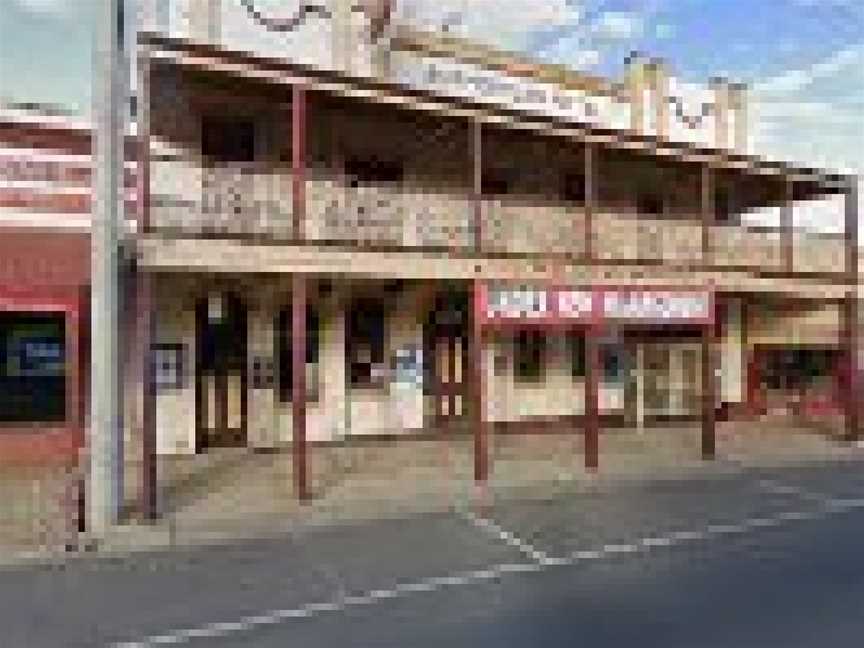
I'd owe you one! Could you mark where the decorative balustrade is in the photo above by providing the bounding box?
[635,218,703,263]
[793,232,848,275]
[304,177,474,249]
[710,225,783,269]
[149,158,292,238]
[592,214,701,264]
[481,198,585,256]
[146,158,846,277]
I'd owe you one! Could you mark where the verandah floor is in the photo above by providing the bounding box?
[145,418,853,538]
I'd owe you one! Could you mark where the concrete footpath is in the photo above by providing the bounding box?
[1,421,861,568]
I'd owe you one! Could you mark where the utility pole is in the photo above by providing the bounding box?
[89,0,127,538]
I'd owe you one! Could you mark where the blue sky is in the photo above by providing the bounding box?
[1,0,862,180]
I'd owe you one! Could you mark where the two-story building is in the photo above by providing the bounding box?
[123,0,858,509]
[3,1,856,527]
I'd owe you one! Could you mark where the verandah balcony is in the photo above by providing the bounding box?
[147,160,849,277]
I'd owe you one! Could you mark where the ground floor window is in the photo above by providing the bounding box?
[762,348,838,391]
[347,298,387,388]
[602,344,629,383]
[567,333,586,378]
[276,307,320,402]
[515,330,545,382]
[0,313,66,423]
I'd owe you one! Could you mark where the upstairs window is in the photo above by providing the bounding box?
[344,157,403,187]
[562,173,586,204]
[637,192,664,216]
[715,188,733,224]
[481,170,512,196]
[202,116,255,163]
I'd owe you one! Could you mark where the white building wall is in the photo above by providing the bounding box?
[153,283,197,455]
[720,298,745,404]
[247,287,279,449]
[484,332,624,423]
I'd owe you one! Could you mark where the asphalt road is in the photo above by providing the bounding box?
[3,459,864,648]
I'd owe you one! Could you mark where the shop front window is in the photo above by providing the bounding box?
[277,307,320,402]
[347,299,387,388]
[0,313,66,423]
[602,344,628,383]
[567,333,585,378]
[515,330,545,382]
[764,348,836,391]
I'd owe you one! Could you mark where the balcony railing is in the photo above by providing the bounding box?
[150,159,293,238]
[305,177,474,250]
[794,232,847,275]
[710,224,783,270]
[481,198,585,257]
[593,214,702,264]
[146,161,848,278]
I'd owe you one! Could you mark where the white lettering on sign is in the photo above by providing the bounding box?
[487,288,549,319]
[602,291,710,320]
[484,286,710,323]
[557,290,594,318]
[390,53,632,131]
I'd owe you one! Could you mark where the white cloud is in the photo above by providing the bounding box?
[753,45,864,96]
[12,0,73,17]
[395,0,580,51]
[537,33,600,69]
[747,43,863,235]
[592,11,644,41]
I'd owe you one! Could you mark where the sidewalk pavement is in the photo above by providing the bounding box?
[2,420,861,568]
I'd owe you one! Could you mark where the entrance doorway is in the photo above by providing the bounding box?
[425,289,470,428]
[625,339,704,424]
[195,292,248,450]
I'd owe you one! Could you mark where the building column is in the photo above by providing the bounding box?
[136,272,158,520]
[842,292,860,442]
[635,343,646,432]
[781,180,794,274]
[701,164,714,265]
[472,120,483,253]
[584,326,600,470]
[471,278,488,482]
[292,274,309,500]
[292,84,307,242]
[69,290,87,537]
[702,308,717,459]
[584,143,595,262]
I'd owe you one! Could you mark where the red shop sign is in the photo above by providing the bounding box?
[478,284,714,326]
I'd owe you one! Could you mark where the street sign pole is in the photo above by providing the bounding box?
[88,0,127,538]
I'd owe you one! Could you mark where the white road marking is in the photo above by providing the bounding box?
[756,478,833,506]
[111,498,863,647]
[459,508,551,566]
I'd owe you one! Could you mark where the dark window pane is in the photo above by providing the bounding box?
[348,299,387,387]
[515,330,544,381]
[344,157,403,186]
[562,173,586,204]
[277,307,320,402]
[568,333,585,377]
[482,170,510,196]
[0,313,66,423]
[202,116,255,163]
[637,192,663,215]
